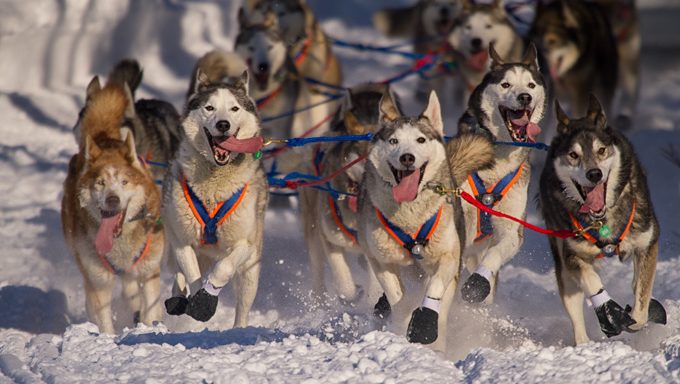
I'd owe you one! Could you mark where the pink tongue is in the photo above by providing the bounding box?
[392,168,421,203]
[511,114,530,126]
[579,183,605,213]
[215,136,264,153]
[527,122,541,143]
[549,64,559,80]
[95,212,123,258]
[347,196,358,213]
[467,50,489,72]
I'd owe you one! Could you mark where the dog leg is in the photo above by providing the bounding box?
[368,258,403,306]
[627,242,659,330]
[233,258,261,328]
[322,240,358,302]
[140,271,162,326]
[308,231,326,300]
[165,244,201,317]
[121,274,141,323]
[84,278,116,334]
[432,272,459,352]
[558,267,589,345]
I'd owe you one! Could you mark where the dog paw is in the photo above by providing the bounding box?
[406,307,438,344]
[186,288,218,322]
[164,296,189,316]
[373,293,391,319]
[461,273,491,303]
[595,299,635,337]
[133,311,141,324]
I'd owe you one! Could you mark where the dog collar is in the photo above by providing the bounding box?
[99,232,152,275]
[468,162,524,242]
[570,199,637,259]
[375,206,443,259]
[181,175,248,245]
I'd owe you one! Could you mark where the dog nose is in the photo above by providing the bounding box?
[471,38,482,49]
[517,93,532,106]
[440,7,449,17]
[257,62,269,73]
[216,120,231,133]
[105,195,120,210]
[399,153,416,168]
[586,168,603,183]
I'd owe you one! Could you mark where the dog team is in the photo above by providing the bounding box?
[61,0,665,350]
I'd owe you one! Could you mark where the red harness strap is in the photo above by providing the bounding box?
[256,83,284,110]
[99,233,152,275]
[294,37,311,68]
[328,195,358,244]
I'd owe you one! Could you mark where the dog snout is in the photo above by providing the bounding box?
[586,168,603,183]
[399,153,416,168]
[216,120,231,133]
[257,62,269,74]
[105,195,120,211]
[439,6,450,17]
[471,38,482,49]
[517,93,532,106]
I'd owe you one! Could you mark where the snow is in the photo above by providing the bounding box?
[0,0,680,383]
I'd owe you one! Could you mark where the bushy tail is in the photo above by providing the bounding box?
[446,133,495,184]
[187,50,246,99]
[107,59,143,96]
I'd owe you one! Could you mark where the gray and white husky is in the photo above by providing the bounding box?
[162,71,268,325]
[456,44,546,304]
[358,90,494,350]
[448,0,524,106]
[539,95,666,345]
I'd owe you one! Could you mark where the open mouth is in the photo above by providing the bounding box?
[549,55,563,80]
[95,208,126,258]
[389,162,428,203]
[499,106,541,143]
[436,17,454,35]
[466,47,489,72]
[204,127,236,166]
[574,180,607,218]
[254,70,269,91]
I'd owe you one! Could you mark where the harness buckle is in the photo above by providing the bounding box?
[602,244,618,258]
[408,241,426,259]
[480,193,496,206]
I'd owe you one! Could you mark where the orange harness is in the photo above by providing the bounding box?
[294,37,311,67]
[255,83,284,110]
[375,206,443,259]
[99,233,152,275]
[570,199,637,259]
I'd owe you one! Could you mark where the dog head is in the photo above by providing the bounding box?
[183,71,260,166]
[241,0,307,45]
[449,0,516,72]
[368,90,446,204]
[421,0,459,37]
[235,16,288,92]
[531,0,582,79]
[551,95,620,219]
[473,43,546,143]
[78,131,151,255]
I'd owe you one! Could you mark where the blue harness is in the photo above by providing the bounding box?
[375,207,443,260]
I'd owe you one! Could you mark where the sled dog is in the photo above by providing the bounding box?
[539,95,666,344]
[62,82,164,334]
[74,60,182,181]
[358,90,494,349]
[241,0,342,87]
[456,44,546,304]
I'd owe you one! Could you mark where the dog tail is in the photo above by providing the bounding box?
[107,59,143,97]
[446,133,495,184]
[187,50,247,99]
[373,5,419,38]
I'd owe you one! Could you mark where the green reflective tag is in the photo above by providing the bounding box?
[598,225,611,238]
[253,150,262,160]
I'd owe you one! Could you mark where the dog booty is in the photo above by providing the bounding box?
[648,299,668,325]
[407,307,438,344]
[165,296,189,316]
[186,288,218,322]
[461,273,491,303]
[373,293,391,319]
[595,299,635,338]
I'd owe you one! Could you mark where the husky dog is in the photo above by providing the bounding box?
[531,0,618,122]
[62,82,165,334]
[235,16,333,174]
[162,71,268,325]
[448,0,525,105]
[539,95,666,344]
[302,84,399,303]
[373,0,460,102]
[74,60,182,180]
[241,0,342,87]
[358,91,494,349]
[456,44,546,304]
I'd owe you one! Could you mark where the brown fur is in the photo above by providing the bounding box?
[446,133,495,184]
[79,84,129,148]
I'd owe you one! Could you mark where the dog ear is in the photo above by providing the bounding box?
[344,110,366,135]
[561,1,579,29]
[238,7,250,28]
[421,91,444,135]
[379,89,400,123]
[522,43,539,71]
[586,94,607,130]
[555,100,571,134]
[234,70,250,96]
[86,76,101,102]
[193,69,210,95]
[262,10,279,29]
[121,128,145,171]
[85,135,102,162]
[489,43,504,70]
[460,0,473,12]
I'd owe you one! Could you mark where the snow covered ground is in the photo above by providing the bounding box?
[1,0,680,382]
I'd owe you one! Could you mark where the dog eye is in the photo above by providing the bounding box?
[486,24,492,29]
[501,82,510,89]
[465,25,471,30]
[267,45,273,51]
[231,106,239,112]
[389,138,398,145]
[568,151,579,160]
[528,83,536,89]
[121,179,128,186]
[417,137,426,144]
[96,179,105,186]
[205,105,215,112]
[598,147,606,155]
